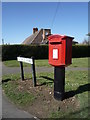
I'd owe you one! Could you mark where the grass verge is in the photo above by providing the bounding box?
[2,74,36,107]
[3,57,88,67]
[50,70,89,118]
[2,70,89,118]
[3,59,51,67]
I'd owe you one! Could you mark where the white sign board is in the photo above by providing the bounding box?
[17,57,33,64]
[53,49,58,59]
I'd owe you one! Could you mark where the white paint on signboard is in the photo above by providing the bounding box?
[17,57,33,64]
[53,49,58,59]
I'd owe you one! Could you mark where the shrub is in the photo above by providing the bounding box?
[1,44,89,61]
[2,45,48,61]
[72,45,89,58]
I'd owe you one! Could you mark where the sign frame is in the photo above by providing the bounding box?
[17,56,36,87]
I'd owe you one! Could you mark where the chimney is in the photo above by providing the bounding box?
[43,29,45,40]
[33,28,38,34]
[43,29,51,40]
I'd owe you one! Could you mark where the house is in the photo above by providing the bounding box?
[22,27,77,45]
[22,28,51,45]
[72,40,78,45]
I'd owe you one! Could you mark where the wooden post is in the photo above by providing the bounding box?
[31,57,36,87]
[17,56,37,86]
[20,61,24,80]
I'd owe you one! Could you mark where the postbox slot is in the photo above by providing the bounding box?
[50,42,62,45]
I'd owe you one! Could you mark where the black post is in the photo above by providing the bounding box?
[54,66,65,101]
[20,61,24,80]
[31,57,36,87]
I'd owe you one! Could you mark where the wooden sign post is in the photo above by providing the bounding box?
[31,57,36,87]
[20,61,24,80]
[17,56,36,87]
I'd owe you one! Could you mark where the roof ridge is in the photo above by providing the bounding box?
[22,29,41,44]
[29,29,42,44]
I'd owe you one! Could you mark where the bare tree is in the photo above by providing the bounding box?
[86,33,90,45]
[2,39,4,45]
[82,38,88,45]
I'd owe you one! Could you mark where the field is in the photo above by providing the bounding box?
[3,57,88,67]
[2,58,89,119]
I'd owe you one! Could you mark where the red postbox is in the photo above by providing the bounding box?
[48,34,74,101]
[48,34,74,67]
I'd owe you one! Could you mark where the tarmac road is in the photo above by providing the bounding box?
[2,92,38,119]
[2,61,88,76]
[2,62,54,75]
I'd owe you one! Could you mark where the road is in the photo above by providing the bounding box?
[2,62,88,76]
[2,63,54,75]
[2,92,39,119]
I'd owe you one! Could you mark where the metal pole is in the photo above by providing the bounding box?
[31,57,36,87]
[54,66,65,101]
[20,61,24,80]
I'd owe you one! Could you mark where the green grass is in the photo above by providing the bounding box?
[2,70,89,118]
[3,59,51,67]
[3,57,88,67]
[3,60,30,67]
[35,59,51,67]
[49,70,89,118]
[2,74,36,107]
[70,57,88,67]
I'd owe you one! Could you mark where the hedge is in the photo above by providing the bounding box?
[2,45,48,61]
[1,44,89,61]
[72,45,89,58]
